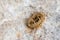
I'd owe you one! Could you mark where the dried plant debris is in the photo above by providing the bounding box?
[27,12,45,30]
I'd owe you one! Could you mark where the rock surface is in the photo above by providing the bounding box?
[0,0,60,40]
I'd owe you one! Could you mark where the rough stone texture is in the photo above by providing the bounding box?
[0,0,59,40]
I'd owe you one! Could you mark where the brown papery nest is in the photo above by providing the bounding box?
[27,12,46,30]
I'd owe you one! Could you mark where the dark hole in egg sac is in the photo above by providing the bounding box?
[35,18,39,22]
[38,16,41,18]
[33,16,39,22]
[33,16,37,20]
[30,21,34,25]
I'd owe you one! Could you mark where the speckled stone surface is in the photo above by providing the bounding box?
[0,0,60,40]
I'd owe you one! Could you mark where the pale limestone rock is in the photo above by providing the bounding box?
[0,0,60,40]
